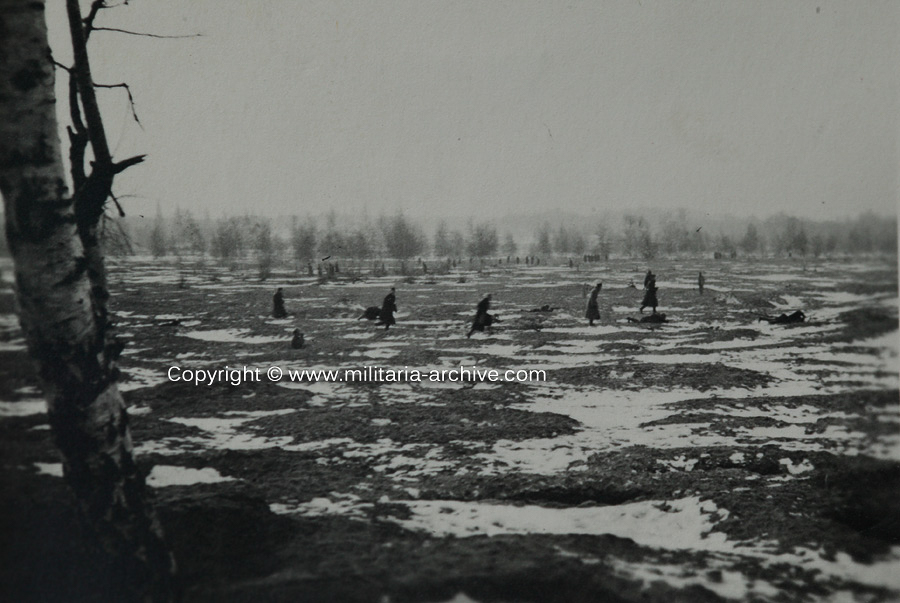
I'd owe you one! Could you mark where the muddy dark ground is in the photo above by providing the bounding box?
[0,257,898,602]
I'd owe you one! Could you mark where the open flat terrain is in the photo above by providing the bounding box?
[1,255,898,602]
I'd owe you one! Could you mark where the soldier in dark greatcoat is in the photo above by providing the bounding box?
[291,329,305,349]
[273,288,288,318]
[467,294,495,338]
[377,287,397,330]
[585,283,602,326]
[640,274,659,314]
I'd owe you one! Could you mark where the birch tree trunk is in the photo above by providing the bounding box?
[0,1,175,600]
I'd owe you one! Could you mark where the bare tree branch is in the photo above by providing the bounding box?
[108,191,126,217]
[84,1,134,40]
[93,81,142,128]
[100,211,135,255]
[111,154,146,174]
[67,126,88,189]
[67,0,111,167]
[50,58,72,73]
[91,27,201,39]
[54,49,89,190]
[83,0,106,37]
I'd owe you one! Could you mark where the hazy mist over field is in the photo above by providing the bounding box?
[41,1,899,222]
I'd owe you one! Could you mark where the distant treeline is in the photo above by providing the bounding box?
[2,209,895,268]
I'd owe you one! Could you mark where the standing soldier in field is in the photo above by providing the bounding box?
[467,294,495,338]
[640,273,659,314]
[698,271,705,294]
[273,287,288,318]
[377,287,397,330]
[586,283,602,326]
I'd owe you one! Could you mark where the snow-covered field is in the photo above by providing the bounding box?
[2,255,897,601]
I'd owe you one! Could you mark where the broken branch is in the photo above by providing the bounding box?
[93,82,142,127]
[112,154,146,174]
[90,27,201,39]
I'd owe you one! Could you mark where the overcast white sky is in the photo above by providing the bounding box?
[45,1,898,220]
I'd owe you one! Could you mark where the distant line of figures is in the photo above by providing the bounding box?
[303,256,558,279]
[270,268,717,346]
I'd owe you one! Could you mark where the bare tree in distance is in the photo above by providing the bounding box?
[433,220,454,257]
[639,228,658,261]
[0,0,175,599]
[570,229,587,255]
[534,222,552,255]
[659,216,691,255]
[594,224,612,260]
[622,214,644,257]
[211,216,245,266]
[290,217,317,267]
[381,212,426,260]
[319,209,346,259]
[252,218,278,280]
[174,207,206,256]
[776,216,809,257]
[149,210,168,258]
[100,213,135,257]
[345,227,373,260]
[553,224,572,254]
[467,221,499,258]
[740,223,762,256]
[716,233,736,257]
[501,232,518,256]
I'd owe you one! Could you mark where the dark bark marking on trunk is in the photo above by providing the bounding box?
[53,255,89,288]
[6,186,75,249]
[11,60,44,91]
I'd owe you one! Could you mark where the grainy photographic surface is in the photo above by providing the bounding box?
[0,2,897,602]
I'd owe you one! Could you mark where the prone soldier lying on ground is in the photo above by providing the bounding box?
[758,310,806,324]
[291,329,305,349]
[358,306,381,320]
[627,313,668,324]
[529,305,559,313]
